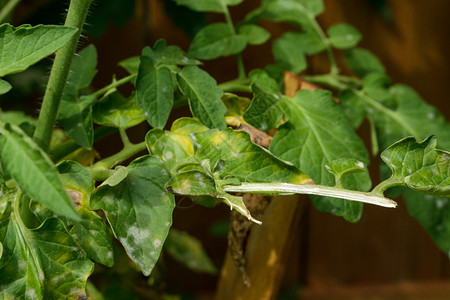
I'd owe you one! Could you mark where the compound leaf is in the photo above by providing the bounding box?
[0,24,78,76]
[91,156,175,276]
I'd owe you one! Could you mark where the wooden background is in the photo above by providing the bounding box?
[12,0,450,298]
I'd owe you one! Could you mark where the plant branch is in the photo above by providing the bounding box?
[33,0,93,152]
[0,0,21,23]
[92,74,136,98]
[223,182,398,208]
[218,78,251,93]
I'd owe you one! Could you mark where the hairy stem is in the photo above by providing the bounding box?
[89,141,147,170]
[223,182,397,208]
[33,0,93,151]
[218,78,251,93]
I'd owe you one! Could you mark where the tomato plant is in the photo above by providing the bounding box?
[0,0,448,298]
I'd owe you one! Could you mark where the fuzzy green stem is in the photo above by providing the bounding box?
[33,0,93,151]
[0,0,21,23]
[92,74,136,98]
[222,4,246,79]
[223,182,398,208]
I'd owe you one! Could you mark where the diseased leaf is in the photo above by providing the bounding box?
[188,23,247,60]
[0,24,78,76]
[165,229,217,274]
[0,122,79,220]
[71,207,115,267]
[91,156,175,276]
[270,90,371,222]
[0,79,11,95]
[93,91,145,129]
[381,136,449,197]
[345,47,385,77]
[0,215,93,299]
[57,160,94,207]
[273,32,307,73]
[327,23,362,49]
[58,45,98,149]
[238,24,270,45]
[166,170,217,195]
[177,66,226,129]
[136,56,174,128]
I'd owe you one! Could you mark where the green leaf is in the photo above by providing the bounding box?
[147,39,202,66]
[238,24,270,45]
[165,229,217,274]
[136,56,174,128]
[102,166,130,187]
[91,156,175,276]
[380,136,449,197]
[118,56,140,75]
[0,109,36,127]
[262,0,324,27]
[58,45,98,149]
[273,32,307,73]
[345,48,385,77]
[270,90,371,222]
[0,24,78,76]
[325,158,366,188]
[177,66,226,129]
[0,79,11,95]
[243,79,283,130]
[295,31,326,55]
[327,23,362,49]
[93,91,145,129]
[188,23,247,60]
[368,84,450,152]
[0,215,94,299]
[0,123,79,220]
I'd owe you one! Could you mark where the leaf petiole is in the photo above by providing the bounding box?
[223,182,398,208]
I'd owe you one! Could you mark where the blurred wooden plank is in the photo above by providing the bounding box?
[215,195,309,300]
